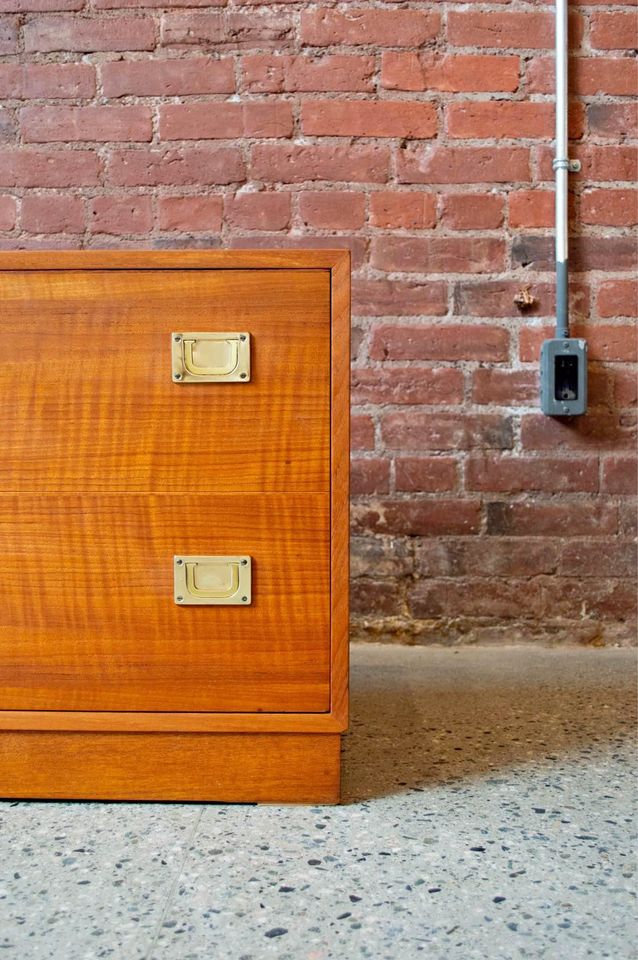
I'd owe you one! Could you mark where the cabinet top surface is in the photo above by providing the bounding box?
[0,249,350,271]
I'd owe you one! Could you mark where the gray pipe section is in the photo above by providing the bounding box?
[554,0,570,339]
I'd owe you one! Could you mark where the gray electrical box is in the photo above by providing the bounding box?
[540,338,587,416]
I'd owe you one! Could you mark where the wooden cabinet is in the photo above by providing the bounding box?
[0,250,350,803]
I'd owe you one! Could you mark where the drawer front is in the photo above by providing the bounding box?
[1,269,330,494]
[0,494,329,712]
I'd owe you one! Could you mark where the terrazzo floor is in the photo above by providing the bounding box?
[0,645,636,960]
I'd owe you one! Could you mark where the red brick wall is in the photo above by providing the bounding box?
[1,0,636,645]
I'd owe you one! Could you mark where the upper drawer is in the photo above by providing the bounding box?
[1,268,330,493]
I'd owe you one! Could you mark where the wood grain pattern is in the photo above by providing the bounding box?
[1,269,330,493]
[329,251,351,729]
[0,250,347,271]
[0,732,341,802]
[0,494,329,712]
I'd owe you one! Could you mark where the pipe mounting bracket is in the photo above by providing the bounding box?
[552,158,581,173]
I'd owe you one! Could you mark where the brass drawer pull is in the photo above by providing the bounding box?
[174,555,252,605]
[172,332,250,383]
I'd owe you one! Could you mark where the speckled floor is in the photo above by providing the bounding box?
[0,645,635,960]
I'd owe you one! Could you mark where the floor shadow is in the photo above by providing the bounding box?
[342,646,637,803]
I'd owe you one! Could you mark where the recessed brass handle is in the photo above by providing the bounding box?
[185,560,239,599]
[172,332,250,383]
[174,556,251,605]
[183,338,239,378]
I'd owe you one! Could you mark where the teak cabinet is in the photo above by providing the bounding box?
[0,250,350,803]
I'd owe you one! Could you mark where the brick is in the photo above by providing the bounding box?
[466,455,599,493]
[351,579,403,617]
[398,145,530,184]
[521,413,636,452]
[301,8,439,47]
[0,66,89,103]
[0,15,16,53]
[371,237,505,274]
[299,191,365,230]
[352,499,481,537]
[89,196,153,235]
[96,0,224,6]
[447,102,556,140]
[588,103,637,140]
[370,191,436,229]
[351,537,413,580]
[382,412,513,451]
[351,414,374,451]
[441,194,504,230]
[301,101,437,139]
[581,189,638,227]
[520,324,636,363]
[620,501,638,537]
[351,458,390,496]
[560,540,636,579]
[351,368,463,406]
[395,457,458,493]
[454,280,588,319]
[0,150,100,187]
[0,0,82,8]
[472,369,538,406]
[509,190,554,228]
[158,196,222,232]
[250,144,389,184]
[409,579,544,620]
[24,16,155,52]
[224,192,290,231]
[21,194,84,233]
[0,194,16,229]
[370,323,508,362]
[415,538,558,578]
[590,12,637,49]
[487,501,617,537]
[352,278,447,317]
[160,102,293,140]
[381,52,519,93]
[512,234,636,272]
[242,54,375,93]
[21,105,152,144]
[601,457,637,495]
[162,11,292,47]
[527,56,637,96]
[597,280,637,318]
[108,147,245,186]
[448,10,557,49]
[613,369,638,408]
[541,578,636,621]
[101,58,234,97]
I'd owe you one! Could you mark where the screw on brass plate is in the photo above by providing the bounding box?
[241,596,248,602]
[174,372,182,380]
[174,335,182,343]
[240,373,247,379]
[241,559,248,565]
[176,596,183,602]
[176,558,183,566]
[240,335,246,341]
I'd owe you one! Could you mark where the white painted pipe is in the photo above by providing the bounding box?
[554,0,571,338]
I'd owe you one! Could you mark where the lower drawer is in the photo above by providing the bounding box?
[0,493,329,713]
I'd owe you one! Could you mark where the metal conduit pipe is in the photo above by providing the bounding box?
[539,0,587,417]
[553,0,580,340]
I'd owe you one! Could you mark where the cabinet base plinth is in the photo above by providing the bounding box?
[0,731,341,803]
